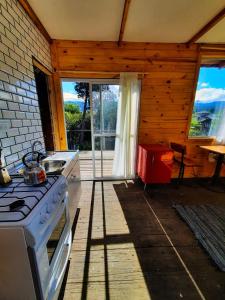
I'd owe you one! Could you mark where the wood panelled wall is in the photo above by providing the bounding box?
[51,40,224,177]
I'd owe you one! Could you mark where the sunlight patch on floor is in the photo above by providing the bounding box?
[64,181,151,300]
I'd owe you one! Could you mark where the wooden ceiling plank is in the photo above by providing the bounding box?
[118,0,132,46]
[18,0,51,43]
[187,7,225,45]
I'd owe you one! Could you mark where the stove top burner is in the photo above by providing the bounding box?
[0,176,60,222]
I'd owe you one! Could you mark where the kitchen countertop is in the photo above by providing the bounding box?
[43,151,79,167]
[43,151,79,177]
[9,151,79,176]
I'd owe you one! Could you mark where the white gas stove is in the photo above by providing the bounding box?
[0,175,71,300]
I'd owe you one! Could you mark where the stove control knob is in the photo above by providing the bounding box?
[40,213,49,224]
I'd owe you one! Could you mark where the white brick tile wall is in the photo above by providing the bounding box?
[11,143,22,153]
[0,99,7,109]
[22,119,31,126]
[0,41,9,55]
[0,70,9,81]
[19,103,28,111]
[9,75,20,86]
[15,110,25,118]
[2,109,15,118]
[12,94,23,102]
[11,119,22,127]
[1,136,15,147]
[5,153,18,165]
[0,60,13,74]
[22,141,31,150]
[0,0,52,167]
[7,127,18,136]
[15,134,25,143]
[3,82,16,93]
[8,101,19,110]
[18,127,28,134]
[0,22,4,34]
[0,89,12,100]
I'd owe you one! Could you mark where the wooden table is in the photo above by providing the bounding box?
[200,145,225,183]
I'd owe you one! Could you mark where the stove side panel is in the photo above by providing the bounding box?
[0,227,36,300]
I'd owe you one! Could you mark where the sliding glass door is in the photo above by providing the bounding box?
[61,79,119,179]
[92,82,119,178]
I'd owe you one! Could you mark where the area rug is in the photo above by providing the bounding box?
[174,204,225,271]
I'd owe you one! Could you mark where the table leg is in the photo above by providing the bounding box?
[212,154,224,184]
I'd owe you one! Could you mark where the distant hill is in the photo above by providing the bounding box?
[64,100,84,112]
[195,101,225,112]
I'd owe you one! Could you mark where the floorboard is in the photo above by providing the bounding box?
[63,179,225,300]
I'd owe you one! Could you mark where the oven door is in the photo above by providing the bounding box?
[47,230,72,300]
[35,194,71,300]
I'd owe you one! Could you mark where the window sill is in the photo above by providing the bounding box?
[187,136,216,143]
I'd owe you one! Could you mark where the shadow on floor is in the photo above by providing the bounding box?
[113,179,225,300]
[77,179,225,300]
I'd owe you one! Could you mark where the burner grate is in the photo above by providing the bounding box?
[0,176,60,222]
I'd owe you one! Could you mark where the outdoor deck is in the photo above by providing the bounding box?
[79,151,114,180]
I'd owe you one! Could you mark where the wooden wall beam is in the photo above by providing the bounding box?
[187,7,225,45]
[18,0,52,43]
[118,0,132,46]
[200,43,225,50]
[52,72,67,150]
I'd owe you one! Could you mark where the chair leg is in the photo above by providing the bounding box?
[181,164,185,182]
[178,164,183,183]
[177,164,185,184]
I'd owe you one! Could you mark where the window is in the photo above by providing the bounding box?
[189,66,225,137]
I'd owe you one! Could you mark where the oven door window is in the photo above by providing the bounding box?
[47,210,66,264]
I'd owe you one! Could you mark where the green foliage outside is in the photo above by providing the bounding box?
[189,106,225,137]
[64,103,81,129]
[189,113,202,136]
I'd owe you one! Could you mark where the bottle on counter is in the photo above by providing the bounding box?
[0,148,12,185]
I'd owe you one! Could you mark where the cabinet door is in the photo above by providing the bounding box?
[67,161,81,228]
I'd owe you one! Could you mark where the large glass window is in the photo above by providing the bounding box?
[189,66,225,137]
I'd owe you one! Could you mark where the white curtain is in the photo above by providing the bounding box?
[215,108,225,144]
[209,103,225,144]
[112,73,140,178]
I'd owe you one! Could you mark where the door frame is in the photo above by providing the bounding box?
[33,57,61,150]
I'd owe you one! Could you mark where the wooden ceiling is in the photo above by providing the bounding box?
[25,0,225,44]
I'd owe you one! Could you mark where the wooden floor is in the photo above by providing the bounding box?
[62,179,225,300]
[79,151,114,179]
[80,160,113,179]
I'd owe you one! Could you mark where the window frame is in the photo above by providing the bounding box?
[187,52,225,141]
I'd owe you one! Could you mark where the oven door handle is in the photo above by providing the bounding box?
[51,231,72,293]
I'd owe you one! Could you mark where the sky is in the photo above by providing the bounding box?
[196,67,225,103]
[62,81,83,102]
[62,81,119,102]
